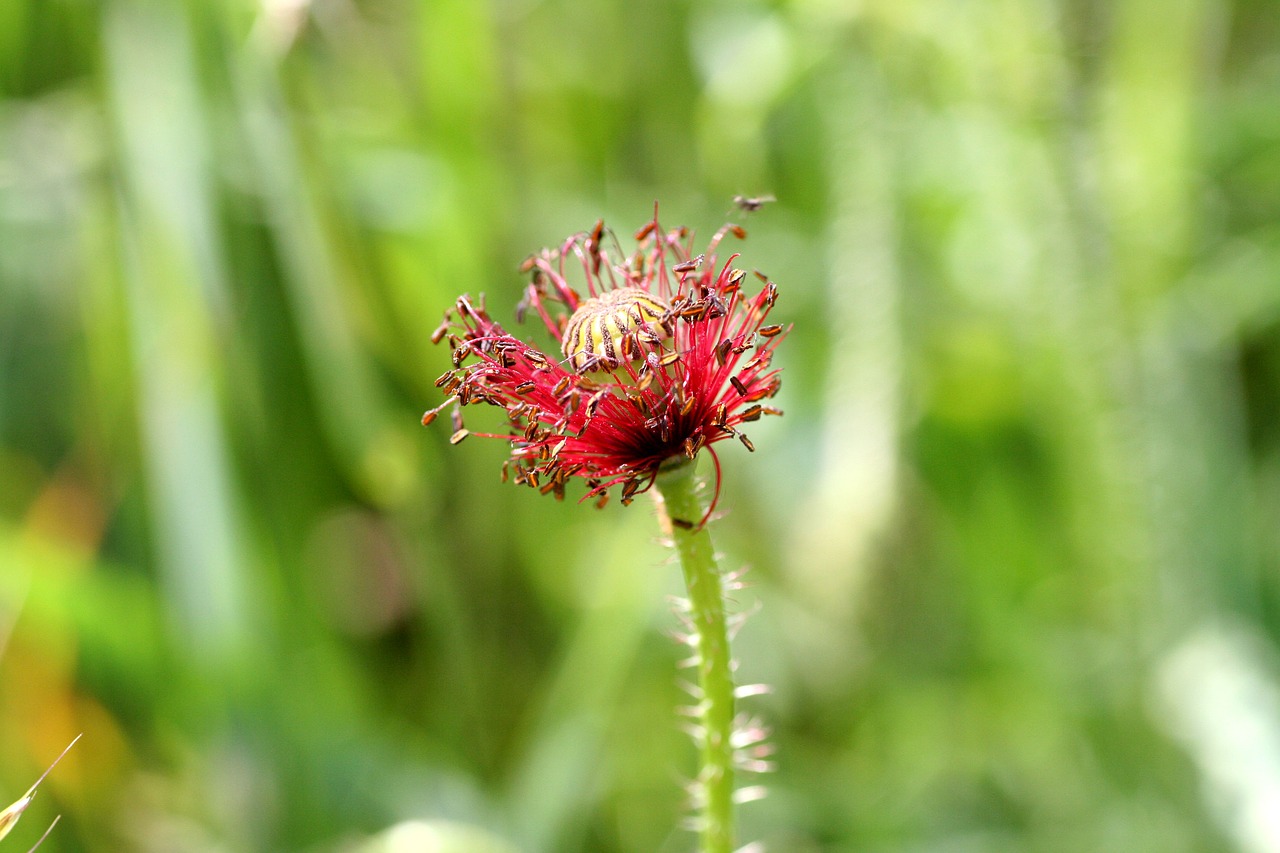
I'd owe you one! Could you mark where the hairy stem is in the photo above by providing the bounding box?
[654,460,735,853]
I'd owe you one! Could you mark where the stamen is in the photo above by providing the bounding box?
[714,339,733,366]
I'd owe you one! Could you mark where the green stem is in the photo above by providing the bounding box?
[654,460,735,853]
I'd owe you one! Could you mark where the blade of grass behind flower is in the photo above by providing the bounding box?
[0,735,80,843]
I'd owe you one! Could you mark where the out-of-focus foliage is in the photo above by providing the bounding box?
[2,0,1280,850]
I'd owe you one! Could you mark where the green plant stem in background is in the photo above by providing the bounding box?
[654,460,735,853]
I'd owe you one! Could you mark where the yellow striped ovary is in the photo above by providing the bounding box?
[561,287,670,372]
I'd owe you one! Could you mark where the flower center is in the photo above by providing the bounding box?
[561,287,670,372]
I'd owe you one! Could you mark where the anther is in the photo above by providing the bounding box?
[715,339,733,366]
[673,255,704,274]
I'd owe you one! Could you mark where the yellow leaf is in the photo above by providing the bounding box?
[0,734,80,845]
[0,796,32,841]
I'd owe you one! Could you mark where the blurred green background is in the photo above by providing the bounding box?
[3,0,1280,850]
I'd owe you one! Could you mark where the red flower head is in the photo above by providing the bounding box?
[423,207,786,517]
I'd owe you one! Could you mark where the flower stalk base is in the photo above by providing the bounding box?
[655,460,735,853]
